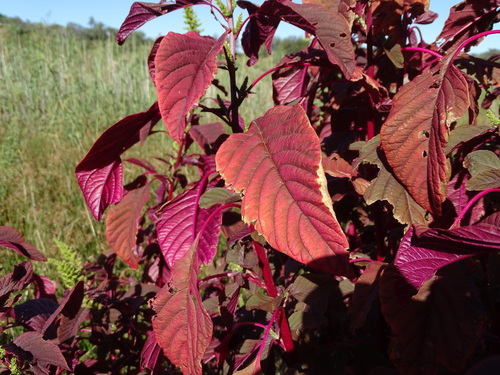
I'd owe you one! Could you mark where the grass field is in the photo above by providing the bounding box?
[0,16,284,273]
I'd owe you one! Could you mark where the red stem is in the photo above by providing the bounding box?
[250,225,295,353]
[248,63,311,93]
[402,46,443,59]
[252,238,278,298]
[452,30,500,62]
[192,170,218,242]
[234,14,257,40]
[451,188,500,229]
[197,203,241,243]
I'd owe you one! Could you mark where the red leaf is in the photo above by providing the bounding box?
[285,1,356,79]
[7,331,70,371]
[380,59,470,215]
[155,31,227,143]
[189,122,228,151]
[76,102,161,220]
[106,185,151,268]
[238,0,280,66]
[117,1,205,45]
[0,262,34,305]
[216,105,352,277]
[0,226,46,261]
[156,182,223,267]
[393,219,500,299]
[272,56,310,105]
[152,245,212,375]
[435,0,499,53]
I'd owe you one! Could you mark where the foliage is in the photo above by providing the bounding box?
[2,1,500,375]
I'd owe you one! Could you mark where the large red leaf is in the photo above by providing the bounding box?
[76,102,161,220]
[216,105,352,277]
[156,182,222,268]
[116,1,205,45]
[105,185,151,269]
[0,226,46,261]
[152,244,212,375]
[155,31,227,143]
[380,59,470,215]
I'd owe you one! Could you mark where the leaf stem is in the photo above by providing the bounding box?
[402,46,443,59]
[452,30,500,62]
[451,188,500,229]
[192,169,218,242]
[250,225,295,353]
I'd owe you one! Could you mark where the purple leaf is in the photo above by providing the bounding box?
[76,102,161,220]
[6,331,71,372]
[156,181,223,267]
[0,226,46,261]
[189,122,228,152]
[238,1,280,66]
[32,274,57,300]
[141,331,164,375]
[147,36,164,85]
[0,262,33,306]
[117,1,205,45]
[272,56,310,105]
[155,31,227,143]
[394,219,500,297]
[42,281,85,335]
[14,299,58,332]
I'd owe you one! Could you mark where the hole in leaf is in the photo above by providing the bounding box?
[330,42,336,48]
[429,82,440,89]
[339,32,347,38]
[422,150,428,158]
[418,130,430,138]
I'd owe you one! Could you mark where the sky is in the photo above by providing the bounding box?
[1,0,498,53]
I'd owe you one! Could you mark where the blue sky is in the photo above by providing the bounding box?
[1,0,498,52]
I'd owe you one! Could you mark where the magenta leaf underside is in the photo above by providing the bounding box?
[76,102,161,220]
[156,181,223,268]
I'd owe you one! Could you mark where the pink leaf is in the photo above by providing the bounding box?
[106,185,151,268]
[216,105,352,277]
[152,245,212,375]
[155,31,227,143]
[272,56,310,105]
[0,226,46,261]
[76,102,161,220]
[380,59,470,215]
[156,182,222,267]
[394,219,500,298]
